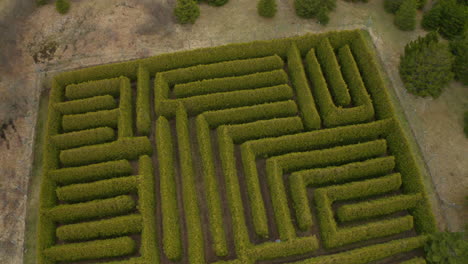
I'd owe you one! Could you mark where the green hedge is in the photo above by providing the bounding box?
[176,105,205,262]
[48,159,132,185]
[118,77,133,138]
[289,174,311,231]
[337,193,422,222]
[62,109,119,132]
[173,69,288,98]
[50,127,115,150]
[248,236,318,260]
[296,156,395,186]
[136,66,151,135]
[161,55,284,85]
[56,175,139,203]
[400,257,427,264]
[202,100,298,128]
[46,195,136,224]
[195,115,227,256]
[56,214,142,241]
[54,95,117,115]
[287,43,321,130]
[65,77,121,100]
[316,38,351,107]
[155,116,182,260]
[43,236,136,262]
[60,137,152,166]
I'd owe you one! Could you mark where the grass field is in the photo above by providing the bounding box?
[36,29,436,264]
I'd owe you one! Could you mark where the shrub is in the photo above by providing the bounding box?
[422,0,468,40]
[258,0,277,18]
[317,6,330,25]
[206,0,229,6]
[424,232,468,264]
[295,0,320,19]
[136,66,151,135]
[48,159,132,185]
[118,77,133,137]
[55,0,70,14]
[62,109,119,132]
[65,78,121,100]
[54,95,117,115]
[394,0,417,31]
[50,127,115,150]
[36,0,48,6]
[450,33,468,85]
[465,111,468,137]
[43,236,136,262]
[56,214,142,241]
[174,0,200,24]
[384,0,404,13]
[399,32,454,98]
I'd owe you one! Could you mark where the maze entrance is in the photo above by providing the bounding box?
[38,30,435,264]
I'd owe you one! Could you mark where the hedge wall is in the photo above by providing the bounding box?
[62,109,119,132]
[65,77,121,100]
[136,66,151,136]
[54,95,116,115]
[51,127,115,150]
[118,77,133,138]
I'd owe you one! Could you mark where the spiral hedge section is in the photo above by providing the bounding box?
[38,29,436,264]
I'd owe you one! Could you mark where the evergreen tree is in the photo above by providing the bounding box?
[421,3,442,31]
[422,0,468,39]
[258,0,277,18]
[55,0,70,14]
[36,0,48,6]
[174,0,200,24]
[295,0,320,18]
[399,32,455,98]
[394,0,417,31]
[206,0,229,6]
[450,33,468,85]
[384,0,404,14]
[317,6,330,25]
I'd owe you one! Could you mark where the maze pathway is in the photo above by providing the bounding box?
[37,30,436,264]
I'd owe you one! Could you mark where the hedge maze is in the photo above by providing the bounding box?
[38,30,436,264]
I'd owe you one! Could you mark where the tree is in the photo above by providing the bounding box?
[55,0,70,14]
[206,0,229,6]
[384,0,405,13]
[295,0,320,18]
[399,32,454,98]
[394,0,417,31]
[424,232,468,264]
[36,0,48,6]
[317,6,330,25]
[450,33,468,85]
[422,0,468,39]
[257,0,277,18]
[174,0,200,24]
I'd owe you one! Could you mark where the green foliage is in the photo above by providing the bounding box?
[54,95,117,115]
[118,77,133,137]
[36,0,48,6]
[422,0,468,39]
[50,127,115,150]
[55,0,70,14]
[174,0,200,24]
[295,0,335,24]
[65,78,121,100]
[465,111,468,137]
[206,0,229,6]
[394,0,417,31]
[384,0,404,13]
[399,32,454,98]
[425,232,468,264]
[450,33,468,85]
[43,236,136,262]
[136,66,151,135]
[62,109,119,132]
[258,0,277,18]
[248,237,318,260]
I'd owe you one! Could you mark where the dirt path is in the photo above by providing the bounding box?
[0,1,466,263]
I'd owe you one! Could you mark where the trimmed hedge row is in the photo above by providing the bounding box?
[155,116,182,260]
[56,175,139,203]
[46,195,136,224]
[289,174,311,231]
[292,236,427,264]
[248,236,318,260]
[195,115,227,256]
[337,193,422,222]
[62,109,119,132]
[400,257,427,264]
[118,77,133,138]
[316,38,351,107]
[136,66,151,136]
[161,55,284,85]
[50,127,115,150]
[65,77,121,100]
[173,69,288,98]
[59,137,152,167]
[202,100,298,128]
[287,43,321,130]
[43,236,136,262]
[48,159,132,185]
[54,95,117,115]
[56,214,142,242]
[297,156,396,186]
[176,105,205,262]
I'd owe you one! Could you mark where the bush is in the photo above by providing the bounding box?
[295,0,320,18]
[394,0,417,31]
[46,195,135,223]
[54,95,116,115]
[55,0,70,14]
[384,0,404,13]
[51,127,115,150]
[48,159,132,185]
[465,111,468,137]
[422,0,468,40]
[62,109,119,132]
[43,236,135,262]
[36,0,48,6]
[258,0,277,18]
[450,33,468,85]
[56,214,142,241]
[174,0,200,24]
[136,66,151,135]
[206,0,229,6]
[399,32,454,98]
[65,78,121,100]
[424,232,468,264]
[59,137,152,166]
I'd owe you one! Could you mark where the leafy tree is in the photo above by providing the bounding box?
[174,0,200,24]
[394,0,417,31]
[317,6,330,25]
[257,0,277,18]
[399,32,454,98]
[422,0,468,39]
[206,0,229,6]
[55,0,70,14]
[450,33,468,85]
[295,0,320,18]
[425,232,468,264]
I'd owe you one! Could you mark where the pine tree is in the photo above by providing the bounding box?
[399,32,455,98]
[421,3,442,31]
[258,0,277,18]
[384,0,404,14]
[295,0,320,18]
[394,0,417,31]
[438,0,467,40]
[55,0,70,14]
[174,0,200,24]
[317,6,330,25]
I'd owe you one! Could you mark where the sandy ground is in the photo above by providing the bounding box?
[0,0,466,263]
